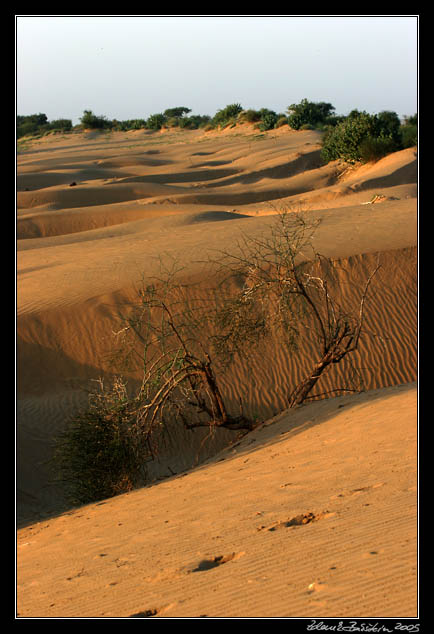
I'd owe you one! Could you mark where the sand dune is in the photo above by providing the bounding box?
[16,125,417,617]
[17,382,417,618]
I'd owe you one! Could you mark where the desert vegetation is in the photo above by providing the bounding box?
[52,211,382,505]
[17,113,73,138]
[321,109,409,164]
[17,99,417,166]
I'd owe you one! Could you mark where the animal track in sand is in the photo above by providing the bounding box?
[257,510,335,532]
[142,553,246,585]
[129,602,178,618]
[191,551,245,572]
[129,608,159,617]
[331,482,385,500]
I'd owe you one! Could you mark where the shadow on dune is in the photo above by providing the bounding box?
[194,159,231,167]
[198,382,417,469]
[96,156,173,168]
[176,210,250,224]
[17,168,125,191]
[206,149,326,187]
[351,160,417,192]
[17,182,181,211]
[112,167,240,185]
[16,334,128,527]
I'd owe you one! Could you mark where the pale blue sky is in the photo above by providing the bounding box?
[16,15,418,124]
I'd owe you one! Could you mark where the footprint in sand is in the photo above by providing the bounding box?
[129,602,178,617]
[129,608,159,618]
[191,551,245,572]
[331,482,385,500]
[257,510,335,532]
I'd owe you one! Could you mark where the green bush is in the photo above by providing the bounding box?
[212,103,243,127]
[239,109,262,123]
[321,110,403,164]
[164,113,211,129]
[321,111,374,163]
[258,109,278,131]
[80,110,113,130]
[48,118,73,133]
[114,118,146,131]
[178,117,194,129]
[163,106,191,119]
[17,113,48,138]
[400,124,417,148]
[400,114,417,148]
[234,107,279,130]
[287,98,335,130]
[165,116,180,128]
[192,114,212,128]
[403,113,417,126]
[17,114,73,138]
[146,113,167,130]
[358,135,398,162]
[275,116,288,128]
[51,378,149,506]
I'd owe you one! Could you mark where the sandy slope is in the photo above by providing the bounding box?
[16,125,417,617]
[17,382,417,618]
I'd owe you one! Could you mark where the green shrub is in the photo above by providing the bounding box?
[238,108,278,131]
[400,114,417,148]
[403,113,417,126]
[146,113,167,130]
[17,113,49,138]
[376,110,403,149]
[321,111,373,163]
[275,116,288,128]
[44,119,73,133]
[17,121,39,138]
[130,119,147,130]
[359,135,398,162]
[258,109,278,131]
[239,109,262,123]
[164,114,209,129]
[321,110,402,164]
[51,378,150,506]
[113,119,146,131]
[192,114,211,128]
[178,117,194,129]
[80,110,113,130]
[400,124,417,148]
[166,116,180,128]
[287,98,335,130]
[163,106,191,119]
[17,114,73,138]
[212,103,243,127]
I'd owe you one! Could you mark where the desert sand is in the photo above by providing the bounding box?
[16,124,417,618]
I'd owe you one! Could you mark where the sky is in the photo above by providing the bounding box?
[16,15,418,124]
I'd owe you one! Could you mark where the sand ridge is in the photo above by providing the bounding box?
[16,125,417,617]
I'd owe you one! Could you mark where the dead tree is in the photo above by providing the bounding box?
[213,210,381,409]
[110,261,256,448]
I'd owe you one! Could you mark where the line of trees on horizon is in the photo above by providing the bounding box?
[17,99,417,164]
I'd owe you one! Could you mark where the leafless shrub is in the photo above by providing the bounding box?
[212,209,381,408]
